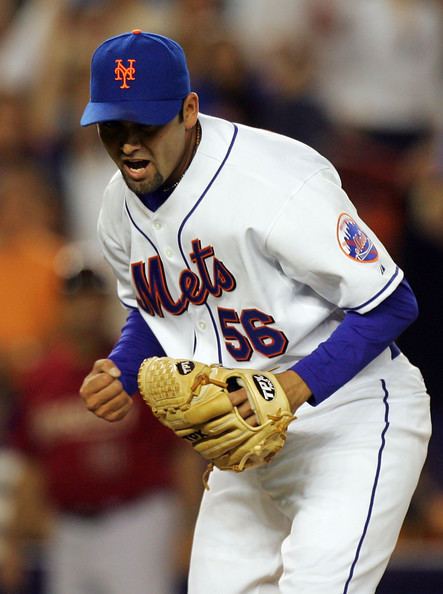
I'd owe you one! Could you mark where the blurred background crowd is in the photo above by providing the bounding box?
[0,1,442,593]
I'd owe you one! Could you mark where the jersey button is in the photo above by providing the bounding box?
[165,247,173,258]
[198,321,206,331]
[153,221,162,230]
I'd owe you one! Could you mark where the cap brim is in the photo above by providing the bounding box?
[80,98,183,126]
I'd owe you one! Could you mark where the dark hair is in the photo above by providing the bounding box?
[178,97,187,123]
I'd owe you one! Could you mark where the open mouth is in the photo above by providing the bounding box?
[122,159,151,180]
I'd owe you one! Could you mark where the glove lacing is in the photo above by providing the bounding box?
[188,368,296,490]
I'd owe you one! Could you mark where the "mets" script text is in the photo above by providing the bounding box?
[131,239,236,317]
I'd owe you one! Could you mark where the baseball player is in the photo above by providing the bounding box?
[79,30,431,593]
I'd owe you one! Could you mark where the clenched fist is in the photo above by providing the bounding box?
[79,358,133,422]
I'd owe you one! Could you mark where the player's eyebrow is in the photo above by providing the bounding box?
[140,124,161,132]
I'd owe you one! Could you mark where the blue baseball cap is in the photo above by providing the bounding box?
[80,30,191,127]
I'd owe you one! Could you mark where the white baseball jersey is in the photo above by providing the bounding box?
[98,113,401,373]
[97,113,430,593]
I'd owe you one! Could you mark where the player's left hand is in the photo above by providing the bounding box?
[229,369,312,426]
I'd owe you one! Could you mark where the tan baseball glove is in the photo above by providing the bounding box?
[137,357,295,482]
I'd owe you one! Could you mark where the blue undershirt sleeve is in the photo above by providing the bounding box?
[108,308,166,395]
[292,279,418,406]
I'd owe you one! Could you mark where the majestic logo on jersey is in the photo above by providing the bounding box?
[337,213,379,263]
[114,59,136,89]
[132,239,236,317]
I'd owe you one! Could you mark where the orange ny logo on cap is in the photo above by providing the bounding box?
[114,59,136,89]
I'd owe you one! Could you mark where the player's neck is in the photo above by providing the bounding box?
[161,119,201,193]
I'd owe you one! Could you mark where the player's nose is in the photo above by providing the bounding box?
[120,125,143,153]
[121,137,142,154]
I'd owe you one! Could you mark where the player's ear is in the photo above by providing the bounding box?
[183,92,199,129]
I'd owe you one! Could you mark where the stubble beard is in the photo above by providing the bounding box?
[121,169,165,195]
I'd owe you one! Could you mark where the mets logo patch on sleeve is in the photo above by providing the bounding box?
[336,213,379,263]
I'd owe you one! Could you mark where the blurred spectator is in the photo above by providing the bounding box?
[0,164,63,378]
[0,357,27,594]
[191,37,265,125]
[0,1,20,37]
[0,91,32,167]
[165,0,225,45]
[0,88,67,221]
[310,0,442,150]
[257,39,333,153]
[0,0,61,94]
[223,2,333,148]
[224,0,310,65]
[398,132,443,542]
[399,136,443,391]
[0,267,203,594]
[0,451,46,594]
[0,157,63,590]
[303,0,443,258]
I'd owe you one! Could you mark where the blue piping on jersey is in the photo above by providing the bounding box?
[119,298,137,310]
[345,267,400,312]
[177,123,239,364]
[124,200,160,256]
[342,379,390,594]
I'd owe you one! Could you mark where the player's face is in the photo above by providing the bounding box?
[97,93,199,195]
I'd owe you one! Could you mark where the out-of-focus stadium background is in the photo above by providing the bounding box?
[0,1,442,593]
